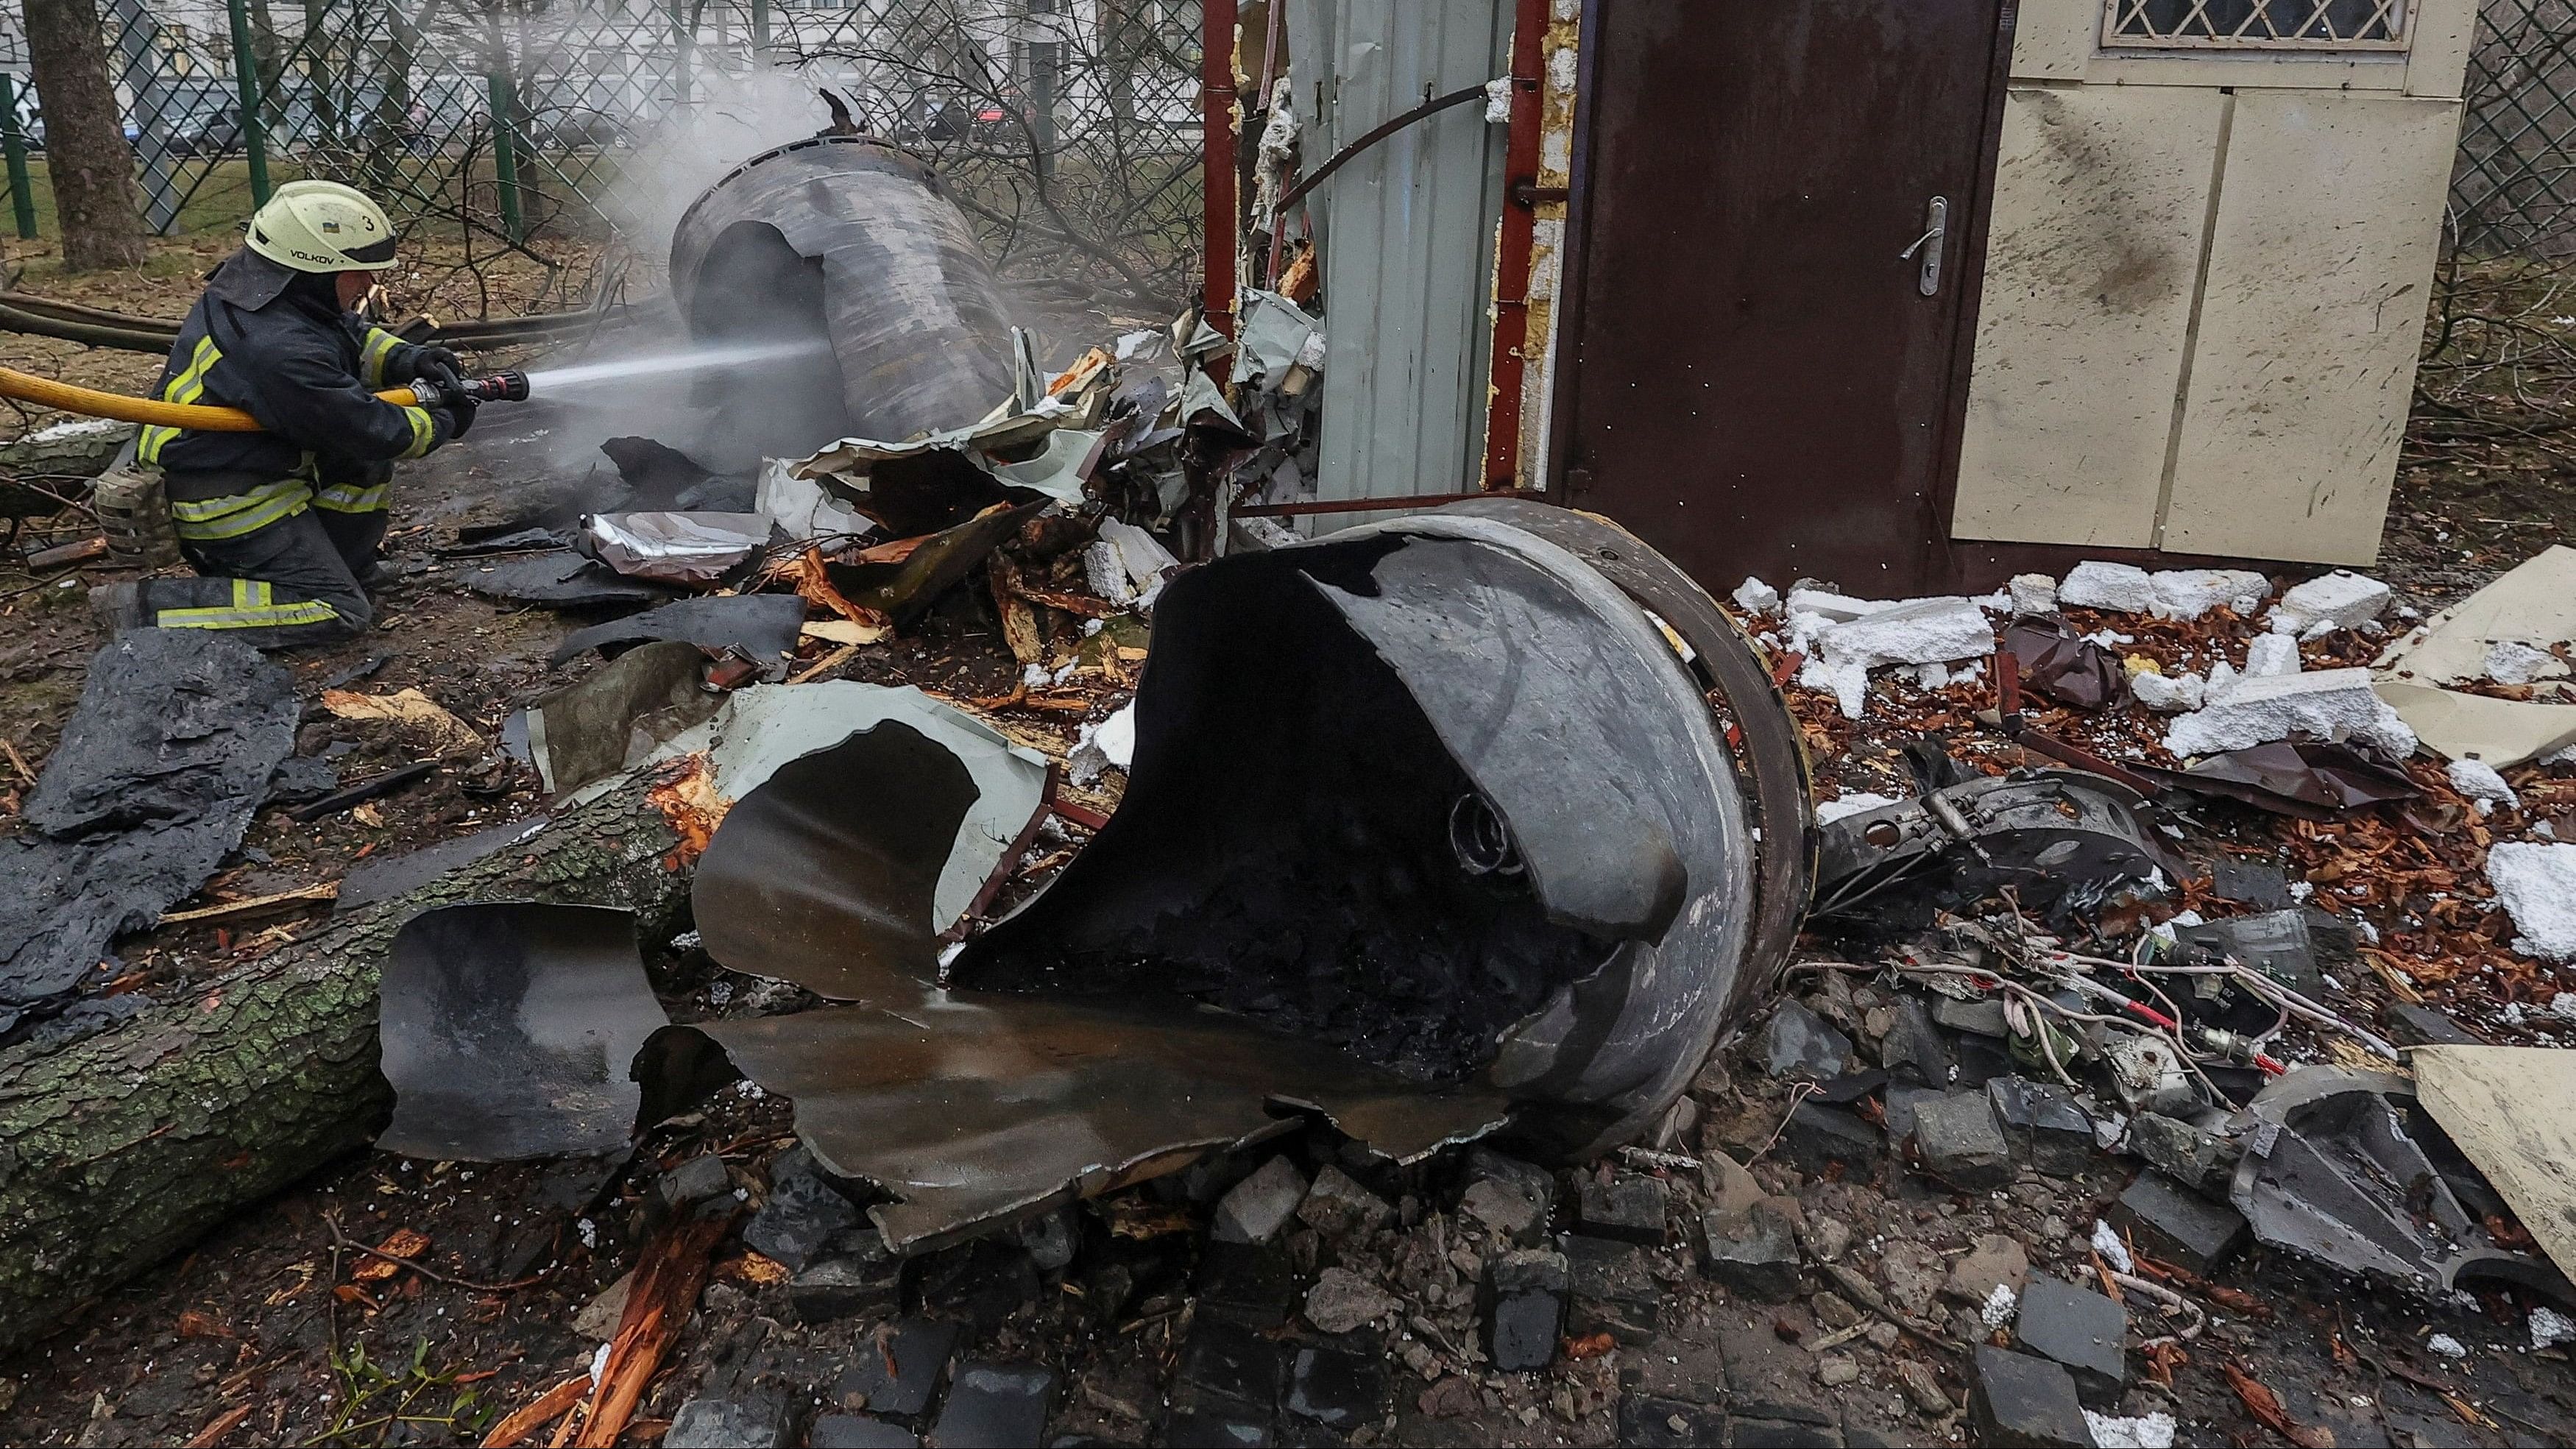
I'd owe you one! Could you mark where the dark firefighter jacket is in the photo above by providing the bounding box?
[138,249,460,540]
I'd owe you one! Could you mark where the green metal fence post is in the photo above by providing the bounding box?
[223,0,272,205]
[486,69,523,244]
[671,0,695,107]
[0,73,38,239]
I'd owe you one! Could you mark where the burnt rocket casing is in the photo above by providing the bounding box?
[668,135,1016,455]
[672,507,1811,1250]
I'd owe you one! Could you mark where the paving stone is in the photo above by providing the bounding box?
[1213,1156,1308,1245]
[1967,1345,2092,1448]
[743,1166,861,1272]
[665,1397,788,1449]
[1880,1085,1947,1143]
[930,1362,1055,1449]
[2013,1277,2127,1408]
[807,1416,917,1449]
[830,1317,958,1419]
[1986,1076,2097,1178]
[2123,1113,2239,1196]
[1776,1102,1883,1180]
[1942,1233,2030,1307]
[788,1252,899,1325]
[1284,1343,1386,1432]
[1911,1092,2014,1191]
[1565,1235,1663,1344]
[1161,1410,1273,1447]
[1933,996,2010,1039]
[657,1152,730,1209]
[2110,1171,2250,1275]
[2209,861,2296,910]
[1618,1394,1732,1448]
[1953,1036,2015,1088]
[1767,1000,1855,1079]
[1719,1318,1833,1425]
[1195,1239,1298,1329]
[1701,1202,1802,1303]
[1809,1069,1890,1105]
[1174,1317,1287,1417]
[1879,997,1952,1087]
[1577,1172,1669,1246]
[1485,1248,1569,1370]
[2385,1004,2482,1047]
[1730,1418,1844,1448]
[1622,1332,1727,1406]
[1296,1163,1395,1239]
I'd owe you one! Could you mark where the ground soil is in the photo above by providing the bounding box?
[0,252,2570,1446]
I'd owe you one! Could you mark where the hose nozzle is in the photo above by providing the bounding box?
[473,369,531,403]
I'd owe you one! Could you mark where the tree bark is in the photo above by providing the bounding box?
[20,0,149,271]
[0,774,693,1352]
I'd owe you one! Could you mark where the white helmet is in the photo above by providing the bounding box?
[246,180,400,273]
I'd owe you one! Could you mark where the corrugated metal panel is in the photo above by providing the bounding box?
[1293,0,1513,512]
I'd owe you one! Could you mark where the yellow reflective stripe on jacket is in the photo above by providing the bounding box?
[360,328,404,387]
[168,478,312,541]
[154,578,342,631]
[314,478,391,514]
[397,405,435,459]
[138,336,223,466]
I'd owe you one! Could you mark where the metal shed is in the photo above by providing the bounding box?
[1220,0,2475,595]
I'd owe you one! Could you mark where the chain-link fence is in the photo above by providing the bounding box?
[2452,0,2576,252]
[0,0,1203,315]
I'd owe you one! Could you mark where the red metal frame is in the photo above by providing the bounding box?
[1478,0,1549,489]
[1202,0,1241,339]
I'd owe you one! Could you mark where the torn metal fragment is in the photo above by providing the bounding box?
[377,903,670,1161]
[523,640,724,795]
[2001,620,2123,712]
[462,551,675,609]
[2226,1066,2575,1304]
[549,594,809,667]
[1813,772,2175,924]
[820,502,1047,627]
[2136,740,2418,821]
[583,511,774,585]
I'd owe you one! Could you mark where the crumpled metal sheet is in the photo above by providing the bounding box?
[0,631,297,1028]
[2137,740,2419,821]
[2228,1066,2575,1305]
[377,902,670,1161]
[549,594,809,667]
[820,502,1047,628]
[583,511,773,585]
[2002,619,2123,711]
[461,551,675,610]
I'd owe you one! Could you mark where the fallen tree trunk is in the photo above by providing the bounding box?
[0,773,691,1351]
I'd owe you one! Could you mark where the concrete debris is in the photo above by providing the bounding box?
[2487,843,2576,960]
[2011,572,2059,617]
[2163,667,2418,760]
[1295,1163,1395,1239]
[2445,757,2518,814]
[2243,631,2301,678]
[2059,561,2157,614]
[1302,1267,1400,1334]
[1799,595,1995,718]
[2126,665,2205,714]
[1211,1156,1307,1244]
[2084,1409,2179,1449]
[1943,1233,2031,1306]
[2271,570,2391,634]
[2148,568,2272,622]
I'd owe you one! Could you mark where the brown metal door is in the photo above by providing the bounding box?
[1554,0,2013,596]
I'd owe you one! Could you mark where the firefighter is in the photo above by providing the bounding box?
[88,181,478,648]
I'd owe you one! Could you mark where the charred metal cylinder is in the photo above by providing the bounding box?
[668,135,1016,456]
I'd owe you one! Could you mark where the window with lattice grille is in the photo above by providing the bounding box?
[2103,0,2409,49]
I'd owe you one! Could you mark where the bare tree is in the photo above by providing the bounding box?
[21,0,150,270]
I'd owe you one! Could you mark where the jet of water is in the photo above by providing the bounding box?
[520,337,832,394]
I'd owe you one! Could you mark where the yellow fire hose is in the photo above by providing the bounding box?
[0,364,435,432]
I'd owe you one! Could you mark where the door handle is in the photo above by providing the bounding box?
[1897,196,1948,297]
